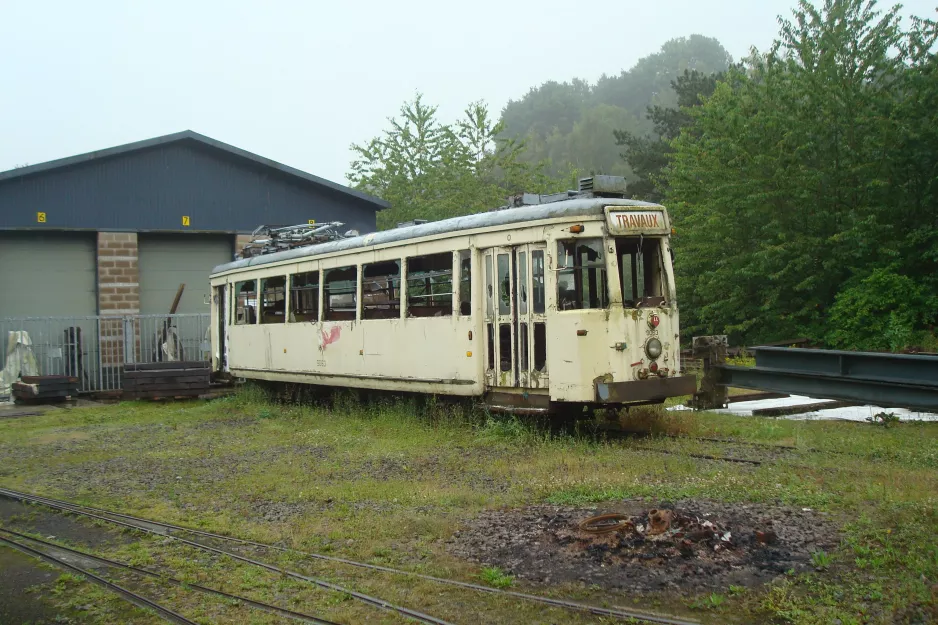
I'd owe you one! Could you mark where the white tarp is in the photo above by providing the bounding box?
[0,331,40,400]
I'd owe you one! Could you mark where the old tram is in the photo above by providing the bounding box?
[209,176,697,415]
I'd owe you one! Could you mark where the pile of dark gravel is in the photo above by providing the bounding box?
[447,499,840,594]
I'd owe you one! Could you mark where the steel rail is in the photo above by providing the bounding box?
[631,446,764,466]
[629,432,881,461]
[0,488,452,625]
[591,427,804,452]
[0,487,700,625]
[592,434,766,466]
[0,528,339,625]
[0,532,197,625]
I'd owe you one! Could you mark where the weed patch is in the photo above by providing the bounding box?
[479,566,514,589]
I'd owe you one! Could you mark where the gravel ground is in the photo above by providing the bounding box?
[448,499,841,595]
[37,443,332,499]
[358,454,511,493]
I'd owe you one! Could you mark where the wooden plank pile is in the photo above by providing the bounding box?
[12,376,79,404]
[122,361,210,400]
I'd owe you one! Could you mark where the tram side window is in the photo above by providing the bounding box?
[497,254,510,315]
[234,280,257,325]
[406,253,452,317]
[323,266,358,321]
[616,237,664,307]
[458,250,471,316]
[484,255,494,318]
[362,260,401,320]
[290,271,319,322]
[260,276,286,324]
[532,250,545,314]
[556,239,608,310]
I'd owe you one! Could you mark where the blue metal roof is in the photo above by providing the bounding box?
[0,130,389,210]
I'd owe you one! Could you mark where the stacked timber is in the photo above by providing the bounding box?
[122,361,210,400]
[12,376,79,404]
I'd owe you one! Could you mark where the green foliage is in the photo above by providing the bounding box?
[478,414,549,446]
[688,592,727,610]
[479,566,514,588]
[499,36,732,179]
[592,34,733,112]
[827,268,936,351]
[811,550,833,570]
[349,94,574,230]
[615,69,725,202]
[665,0,938,348]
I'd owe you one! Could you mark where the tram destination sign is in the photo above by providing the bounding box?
[605,209,668,234]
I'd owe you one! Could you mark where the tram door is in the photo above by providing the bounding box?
[484,244,548,389]
[214,284,228,372]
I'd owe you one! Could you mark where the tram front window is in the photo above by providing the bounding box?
[616,237,665,307]
[556,239,608,310]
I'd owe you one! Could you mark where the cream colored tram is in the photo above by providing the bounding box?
[209,179,697,414]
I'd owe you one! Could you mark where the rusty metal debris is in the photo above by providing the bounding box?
[647,508,673,535]
[577,513,633,534]
[577,507,734,550]
[755,530,778,545]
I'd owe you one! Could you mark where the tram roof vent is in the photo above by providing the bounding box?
[501,190,578,209]
[579,175,628,197]
[395,219,429,229]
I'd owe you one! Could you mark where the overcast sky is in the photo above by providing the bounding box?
[2,0,935,184]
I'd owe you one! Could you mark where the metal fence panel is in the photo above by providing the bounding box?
[0,313,210,397]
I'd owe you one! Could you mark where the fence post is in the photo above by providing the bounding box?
[123,316,135,364]
[691,335,728,410]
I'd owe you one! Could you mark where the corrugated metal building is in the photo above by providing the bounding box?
[0,130,388,319]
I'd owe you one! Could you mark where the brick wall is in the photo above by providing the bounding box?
[97,232,140,365]
[97,233,140,314]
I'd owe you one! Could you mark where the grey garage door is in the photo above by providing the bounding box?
[0,231,97,318]
[138,234,233,314]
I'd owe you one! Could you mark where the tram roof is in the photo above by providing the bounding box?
[211,196,662,276]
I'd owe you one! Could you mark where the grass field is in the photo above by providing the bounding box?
[0,387,936,624]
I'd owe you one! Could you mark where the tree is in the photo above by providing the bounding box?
[592,35,733,113]
[615,70,723,202]
[665,0,938,349]
[500,79,592,141]
[349,95,574,230]
[498,36,732,179]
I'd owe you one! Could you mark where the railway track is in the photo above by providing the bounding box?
[588,429,774,466]
[0,528,339,624]
[595,429,896,465]
[588,428,896,472]
[0,530,198,625]
[0,486,700,625]
[0,487,450,625]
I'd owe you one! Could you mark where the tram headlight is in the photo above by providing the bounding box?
[645,338,663,360]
